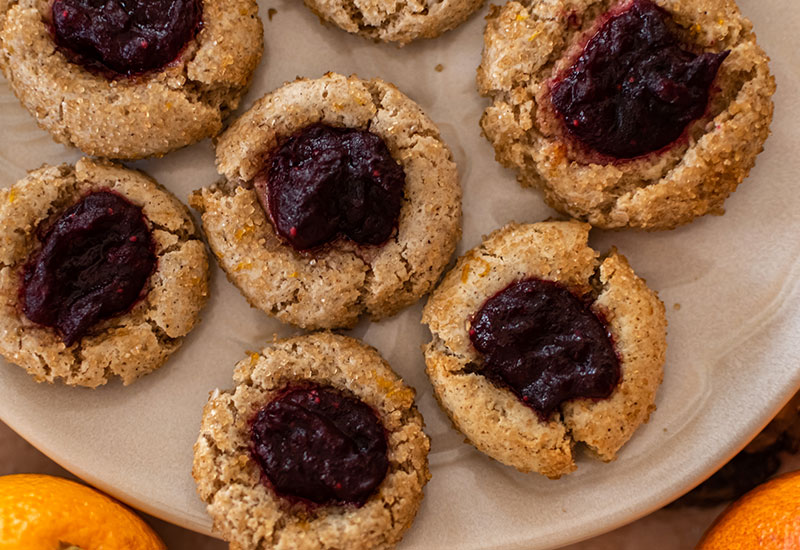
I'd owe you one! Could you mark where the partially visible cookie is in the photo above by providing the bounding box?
[422,221,666,477]
[303,0,484,45]
[0,158,209,387]
[478,0,775,229]
[191,72,461,330]
[192,332,430,550]
[0,0,263,159]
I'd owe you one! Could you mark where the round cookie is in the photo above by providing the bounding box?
[0,158,210,387]
[422,221,666,478]
[303,0,484,45]
[477,0,775,229]
[0,0,263,160]
[190,72,461,330]
[192,332,431,550]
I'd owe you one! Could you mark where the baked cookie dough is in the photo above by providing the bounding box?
[422,221,666,477]
[0,158,209,387]
[190,72,461,330]
[303,0,484,45]
[193,332,430,550]
[0,0,263,160]
[477,0,775,229]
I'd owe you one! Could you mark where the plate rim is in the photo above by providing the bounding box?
[1,0,798,545]
[3,373,800,548]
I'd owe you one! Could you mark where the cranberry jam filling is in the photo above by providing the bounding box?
[250,385,389,507]
[51,0,202,75]
[21,191,156,346]
[550,0,729,159]
[468,279,620,420]
[258,124,405,251]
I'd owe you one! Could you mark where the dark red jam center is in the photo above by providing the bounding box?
[52,0,202,76]
[250,385,389,507]
[468,279,620,420]
[21,191,156,346]
[258,124,405,251]
[550,0,729,159]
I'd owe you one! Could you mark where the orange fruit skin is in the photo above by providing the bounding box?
[0,474,166,550]
[697,470,800,550]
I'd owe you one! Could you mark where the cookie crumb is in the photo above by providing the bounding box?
[435,64,444,72]
[268,8,277,20]
[673,303,681,311]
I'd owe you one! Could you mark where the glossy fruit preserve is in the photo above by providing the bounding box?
[550,0,729,159]
[51,0,202,75]
[250,385,389,506]
[259,124,405,251]
[22,191,156,345]
[469,279,621,419]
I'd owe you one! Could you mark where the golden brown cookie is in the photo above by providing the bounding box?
[303,0,484,45]
[190,72,462,330]
[422,221,666,477]
[192,332,430,550]
[0,0,263,160]
[477,0,775,229]
[0,158,209,387]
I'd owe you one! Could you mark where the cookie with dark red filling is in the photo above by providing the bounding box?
[192,332,430,550]
[422,221,666,477]
[190,73,461,330]
[301,0,484,45]
[478,0,775,229]
[0,158,209,387]
[0,0,262,159]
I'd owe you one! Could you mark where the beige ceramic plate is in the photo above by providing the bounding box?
[1,1,799,548]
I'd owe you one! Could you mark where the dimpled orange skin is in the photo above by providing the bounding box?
[0,474,165,550]
[697,470,800,549]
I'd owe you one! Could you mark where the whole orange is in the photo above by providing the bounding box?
[697,469,800,549]
[0,474,165,550]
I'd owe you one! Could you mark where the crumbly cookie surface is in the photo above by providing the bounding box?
[0,158,209,387]
[303,0,484,45]
[192,332,431,550]
[478,0,775,229]
[191,73,461,330]
[0,0,263,160]
[422,221,666,477]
